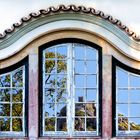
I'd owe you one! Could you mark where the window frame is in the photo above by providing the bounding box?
[39,38,102,137]
[112,57,140,137]
[0,57,28,137]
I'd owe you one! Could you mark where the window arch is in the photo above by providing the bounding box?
[112,58,140,136]
[39,39,102,137]
[0,58,28,137]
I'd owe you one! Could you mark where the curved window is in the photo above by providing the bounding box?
[41,42,101,137]
[113,58,140,136]
[0,59,28,137]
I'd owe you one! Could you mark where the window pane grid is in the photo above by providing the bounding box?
[116,67,140,135]
[0,66,25,135]
[43,43,99,136]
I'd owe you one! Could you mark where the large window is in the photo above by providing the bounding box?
[0,58,28,137]
[40,41,102,137]
[113,58,140,136]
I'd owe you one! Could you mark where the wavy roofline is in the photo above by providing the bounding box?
[0,4,140,41]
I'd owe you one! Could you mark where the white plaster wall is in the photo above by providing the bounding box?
[0,0,140,35]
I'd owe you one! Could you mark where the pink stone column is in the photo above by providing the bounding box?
[102,55,112,138]
[29,54,39,139]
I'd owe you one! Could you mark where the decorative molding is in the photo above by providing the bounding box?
[0,4,140,41]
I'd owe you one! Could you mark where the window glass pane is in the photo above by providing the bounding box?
[57,118,67,131]
[45,48,56,59]
[12,118,23,131]
[57,60,67,74]
[12,89,23,102]
[86,103,96,117]
[117,89,128,103]
[117,104,128,117]
[75,118,85,131]
[86,47,97,60]
[130,74,140,87]
[45,104,55,117]
[75,75,85,87]
[75,103,85,116]
[86,118,96,131]
[0,104,10,116]
[56,88,67,103]
[0,74,10,87]
[12,68,23,87]
[56,45,67,59]
[0,89,10,102]
[45,75,56,89]
[75,46,85,60]
[86,61,97,74]
[45,60,56,74]
[129,104,140,117]
[56,103,67,117]
[86,75,97,88]
[57,75,67,88]
[75,61,85,74]
[117,69,128,87]
[130,89,140,102]
[0,118,10,131]
[86,89,97,103]
[118,117,128,131]
[45,118,55,131]
[12,103,23,116]
[75,89,85,102]
[130,118,140,130]
[45,88,55,103]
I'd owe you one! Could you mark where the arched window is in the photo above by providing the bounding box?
[0,58,28,136]
[113,58,140,136]
[40,40,102,137]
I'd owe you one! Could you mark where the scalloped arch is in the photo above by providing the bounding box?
[0,4,140,61]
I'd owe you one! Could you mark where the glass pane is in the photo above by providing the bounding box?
[56,104,67,117]
[130,74,140,87]
[12,89,23,102]
[75,61,85,74]
[0,89,10,102]
[130,104,140,117]
[12,118,23,131]
[57,75,67,88]
[45,118,55,131]
[45,75,56,88]
[0,118,10,131]
[86,103,96,117]
[57,118,67,131]
[56,45,67,59]
[117,69,128,87]
[117,89,128,103]
[45,60,55,74]
[75,46,85,60]
[75,103,85,116]
[57,60,67,74]
[0,104,10,116]
[118,117,128,131]
[56,88,67,103]
[45,48,56,59]
[0,74,10,87]
[45,88,55,103]
[86,75,97,88]
[75,75,85,87]
[130,89,140,102]
[130,118,140,130]
[117,104,128,117]
[75,118,85,131]
[86,47,97,60]
[86,89,97,103]
[86,61,97,74]
[45,104,55,117]
[12,103,23,116]
[86,118,96,131]
[12,68,23,87]
[75,89,85,102]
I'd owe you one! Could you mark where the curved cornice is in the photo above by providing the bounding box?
[0,4,140,41]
